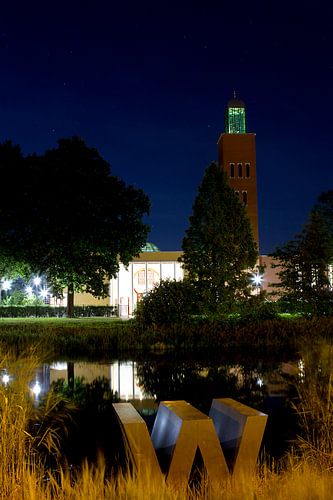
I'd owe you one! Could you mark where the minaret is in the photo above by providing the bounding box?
[217,94,259,248]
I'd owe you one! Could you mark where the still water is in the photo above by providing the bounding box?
[1,351,302,466]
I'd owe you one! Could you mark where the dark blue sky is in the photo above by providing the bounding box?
[1,1,333,253]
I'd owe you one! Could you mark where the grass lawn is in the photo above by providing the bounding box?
[0,316,138,354]
[0,317,125,328]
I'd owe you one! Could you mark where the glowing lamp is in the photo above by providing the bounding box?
[2,279,11,291]
[32,381,41,397]
[252,274,263,287]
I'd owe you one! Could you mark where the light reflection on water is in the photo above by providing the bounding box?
[25,360,155,409]
[1,355,301,413]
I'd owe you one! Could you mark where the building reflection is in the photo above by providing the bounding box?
[44,360,156,411]
[2,358,301,414]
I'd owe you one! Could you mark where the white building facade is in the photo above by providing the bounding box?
[109,250,184,316]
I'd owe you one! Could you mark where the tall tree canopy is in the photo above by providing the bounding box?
[271,210,333,314]
[0,137,150,316]
[314,190,333,242]
[180,162,257,311]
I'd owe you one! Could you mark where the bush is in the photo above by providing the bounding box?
[236,296,279,322]
[0,305,118,318]
[135,279,198,327]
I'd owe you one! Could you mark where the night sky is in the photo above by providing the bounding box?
[1,2,333,254]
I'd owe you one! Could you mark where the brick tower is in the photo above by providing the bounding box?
[217,95,259,248]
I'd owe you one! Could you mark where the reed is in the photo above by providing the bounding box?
[291,339,333,471]
[3,457,333,499]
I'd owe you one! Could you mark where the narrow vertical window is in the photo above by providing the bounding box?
[238,163,242,178]
[230,163,235,178]
[245,163,250,178]
[138,270,145,285]
[242,191,248,206]
[235,190,239,198]
[147,270,154,286]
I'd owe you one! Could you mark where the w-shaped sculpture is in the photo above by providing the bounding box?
[113,398,267,487]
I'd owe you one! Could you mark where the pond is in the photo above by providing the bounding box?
[1,349,302,469]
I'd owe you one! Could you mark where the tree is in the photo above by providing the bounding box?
[180,162,258,312]
[271,211,333,314]
[0,137,150,316]
[314,190,333,243]
[0,253,31,281]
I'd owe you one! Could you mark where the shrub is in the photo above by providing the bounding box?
[0,305,118,318]
[237,296,279,322]
[135,279,198,327]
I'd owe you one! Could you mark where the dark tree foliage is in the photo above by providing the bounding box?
[271,211,333,314]
[314,190,333,241]
[180,162,257,312]
[0,137,150,316]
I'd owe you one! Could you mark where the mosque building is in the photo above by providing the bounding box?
[73,94,276,315]
[109,244,184,316]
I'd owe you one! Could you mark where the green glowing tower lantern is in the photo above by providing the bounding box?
[225,95,246,134]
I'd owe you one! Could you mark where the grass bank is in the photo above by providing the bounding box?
[0,315,333,354]
[0,317,142,354]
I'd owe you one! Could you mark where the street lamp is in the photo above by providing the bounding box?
[33,276,41,287]
[251,273,263,295]
[2,279,11,291]
[1,279,12,301]
[39,287,49,302]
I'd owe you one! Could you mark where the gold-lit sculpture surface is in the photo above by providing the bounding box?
[113,398,267,488]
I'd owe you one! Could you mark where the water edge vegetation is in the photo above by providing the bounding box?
[0,315,333,354]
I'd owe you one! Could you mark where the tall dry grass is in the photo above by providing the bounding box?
[0,351,42,498]
[292,339,333,471]
[3,458,333,500]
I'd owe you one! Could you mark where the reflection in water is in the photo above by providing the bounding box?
[1,356,301,409]
[0,353,302,462]
[110,362,144,401]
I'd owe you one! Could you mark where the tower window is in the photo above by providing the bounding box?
[235,190,239,198]
[238,163,242,178]
[230,163,235,178]
[245,163,250,178]
[242,191,248,206]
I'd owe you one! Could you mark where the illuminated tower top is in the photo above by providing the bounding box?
[225,93,246,134]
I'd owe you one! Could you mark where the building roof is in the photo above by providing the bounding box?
[133,251,183,262]
[227,98,245,108]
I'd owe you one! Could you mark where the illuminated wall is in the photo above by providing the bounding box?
[109,251,184,316]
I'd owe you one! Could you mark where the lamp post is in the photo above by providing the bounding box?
[32,276,42,317]
[2,279,12,301]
